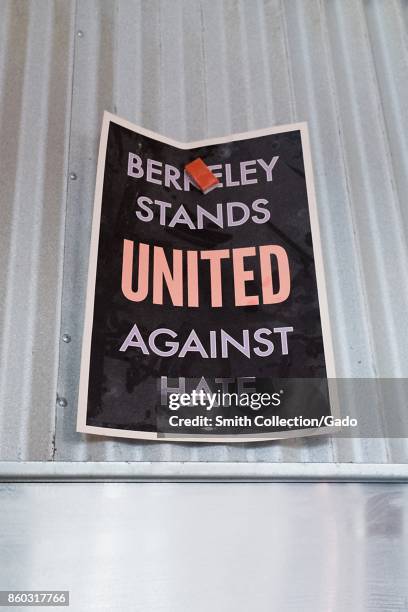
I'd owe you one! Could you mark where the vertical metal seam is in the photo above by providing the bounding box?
[318,0,379,379]
[362,1,408,251]
[257,0,276,124]
[237,0,254,131]
[279,0,296,123]
[399,0,408,40]
[52,0,79,461]
[198,0,209,136]
[0,1,30,456]
[158,0,163,134]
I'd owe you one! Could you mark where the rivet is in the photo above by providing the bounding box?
[62,333,71,343]
[77,30,84,38]
[57,397,67,408]
[69,172,77,180]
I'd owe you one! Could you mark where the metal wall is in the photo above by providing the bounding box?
[2,481,407,611]
[1,0,408,463]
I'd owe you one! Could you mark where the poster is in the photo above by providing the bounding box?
[77,112,336,442]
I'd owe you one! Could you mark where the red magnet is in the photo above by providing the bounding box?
[185,158,219,194]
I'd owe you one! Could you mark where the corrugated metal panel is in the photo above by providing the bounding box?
[0,0,75,459]
[1,0,408,463]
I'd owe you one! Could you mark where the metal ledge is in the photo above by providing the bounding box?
[0,462,407,482]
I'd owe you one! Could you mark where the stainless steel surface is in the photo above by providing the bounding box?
[0,482,407,611]
[1,0,408,464]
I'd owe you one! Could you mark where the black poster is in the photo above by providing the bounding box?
[77,112,335,441]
